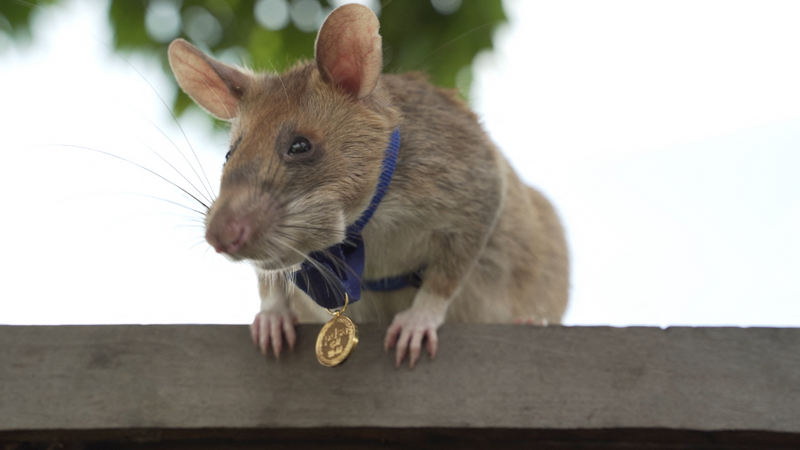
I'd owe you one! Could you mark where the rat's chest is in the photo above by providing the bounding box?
[361,218,432,281]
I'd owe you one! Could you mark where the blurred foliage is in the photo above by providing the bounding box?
[2,0,506,119]
[0,0,59,43]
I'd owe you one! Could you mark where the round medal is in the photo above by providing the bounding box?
[316,314,359,367]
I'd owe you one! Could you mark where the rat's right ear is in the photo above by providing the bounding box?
[168,39,251,120]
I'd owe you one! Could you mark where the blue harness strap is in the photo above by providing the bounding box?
[294,129,419,309]
[363,270,424,291]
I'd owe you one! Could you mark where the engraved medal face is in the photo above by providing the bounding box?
[316,314,359,367]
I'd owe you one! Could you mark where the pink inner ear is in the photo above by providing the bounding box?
[328,57,362,96]
[315,4,382,99]
[183,61,238,118]
[168,39,244,120]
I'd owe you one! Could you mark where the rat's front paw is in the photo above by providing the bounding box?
[513,317,549,326]
[250,307,298,358]
[383,308,443,369]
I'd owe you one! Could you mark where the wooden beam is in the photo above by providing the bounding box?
[1,325,799,448]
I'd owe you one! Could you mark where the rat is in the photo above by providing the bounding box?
[167,3,569,368]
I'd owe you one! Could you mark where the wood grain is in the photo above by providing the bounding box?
[1,325,799,447]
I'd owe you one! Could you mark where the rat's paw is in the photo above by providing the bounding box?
[384,308,442,369]
[250,307,298,358]
[513,317,549,326]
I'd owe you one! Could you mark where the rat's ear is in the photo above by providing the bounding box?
[315,4,382,100]
[168,39,251,120]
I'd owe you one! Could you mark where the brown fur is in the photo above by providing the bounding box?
[346,73,569,325]
[168,4,569,366]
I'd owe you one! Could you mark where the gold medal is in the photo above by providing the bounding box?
[316,294,359,367]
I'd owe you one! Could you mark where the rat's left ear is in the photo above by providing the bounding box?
[314,3,382,99]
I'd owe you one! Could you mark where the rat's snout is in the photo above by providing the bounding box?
[204,186,273,258]
[205,215,253,255]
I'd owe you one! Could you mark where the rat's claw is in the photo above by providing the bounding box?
[408,329,426,368]
[250,316,260,346]
[426,328,438,360]
[271,318,283,357]
[250,313,271,354]
[395,328,410,368]
[384,322,401,353]
[251,308,298,358]
[283,315,298,350]
[513,316,549,326]
[385,307,442,368]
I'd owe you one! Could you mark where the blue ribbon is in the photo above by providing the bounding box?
[294,128,402,309]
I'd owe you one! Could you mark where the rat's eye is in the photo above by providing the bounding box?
[287,137,312,156]
[224,136,241,165]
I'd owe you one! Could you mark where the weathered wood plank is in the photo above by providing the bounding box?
[1,325,799,445]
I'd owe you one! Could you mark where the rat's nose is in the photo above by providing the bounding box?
[206,216,253,255]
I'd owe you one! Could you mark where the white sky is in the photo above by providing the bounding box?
[2,0,799,327]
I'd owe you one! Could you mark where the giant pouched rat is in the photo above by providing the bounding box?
[167,3,569,368]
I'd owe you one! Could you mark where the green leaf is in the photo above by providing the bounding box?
[6,0,506,121]
[0,0,61,45]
